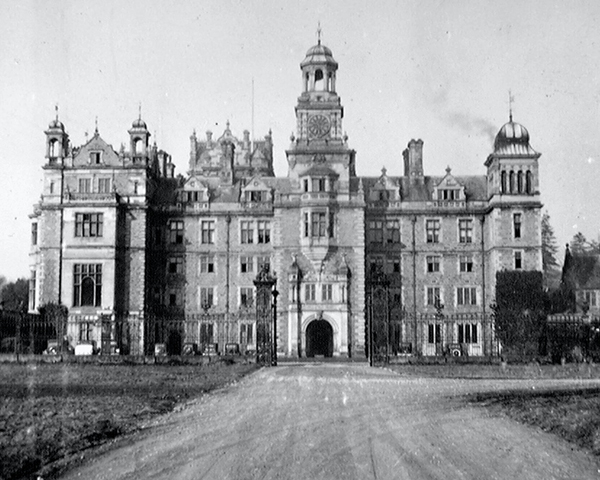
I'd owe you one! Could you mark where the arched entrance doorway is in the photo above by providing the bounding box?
[306,320,334,357]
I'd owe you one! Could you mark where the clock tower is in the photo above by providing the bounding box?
[286,37,356,184]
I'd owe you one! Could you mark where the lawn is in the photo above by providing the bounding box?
[0,361,258,480]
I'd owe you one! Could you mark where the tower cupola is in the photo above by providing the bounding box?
[45,106,69,164]
[300,34,338,95]
[128,107,150,161]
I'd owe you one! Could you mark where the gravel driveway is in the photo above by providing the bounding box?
[59,363,600,480]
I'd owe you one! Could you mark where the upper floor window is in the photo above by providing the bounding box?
[79,178,91,193]
[526,171,533,194]
[426,219,440,243]
[168,256,184,275]
[439,189,458,201]
[244,190,268,202]
[501,171,507,194]
[368,220,384,244]
[459,255,473,273]
[185,191,204,202]
[75,213,103,237]
[386,220,400,244]
[98,178,111,194]
[322,284,333,302]
[311,178,327,192]
[200,287,214,308]
[513,213,522,239]
[426,256,440,273]
[257,221,271,244]
[517,171,524,193]
[304,212,332,238]
[305,284,316,302]
[169,220,184,244]
[90,151,101,165]
[426,287,441,306]
[458,219,473,243]
[241,221,254,244]
[457,287,477,305]
[200,256,214,274]
[31,223,38,245]
[257,256,270,272]
[578,290,598,308]
[201,220,215,244]
[240,256,253,273]
[73,264,102,307]
[240,287,254,307]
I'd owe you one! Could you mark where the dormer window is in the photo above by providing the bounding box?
[439,189,459,201]
[185,191,204,202]
[244,190,268,202]
[90,151,101,165]
[311,178,326,192]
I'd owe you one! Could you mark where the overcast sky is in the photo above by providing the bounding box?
[1,0,599,280]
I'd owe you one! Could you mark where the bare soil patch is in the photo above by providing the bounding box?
[0,361,257,480]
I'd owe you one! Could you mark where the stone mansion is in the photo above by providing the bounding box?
[29,39,543,358]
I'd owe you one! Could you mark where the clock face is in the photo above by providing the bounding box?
[307,114,331,138]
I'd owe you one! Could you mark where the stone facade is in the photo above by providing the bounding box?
[29,40,543,358]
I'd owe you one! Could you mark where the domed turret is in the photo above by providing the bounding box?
[300,42,338,69]
[131,118,147,129]
[493,119,536,155]
[48,118,65,131]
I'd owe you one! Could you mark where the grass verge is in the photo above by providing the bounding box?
[0,361,258,480]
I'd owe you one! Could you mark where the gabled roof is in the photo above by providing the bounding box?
[73,133,120,167]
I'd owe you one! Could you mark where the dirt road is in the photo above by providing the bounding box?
[60,364,600,479]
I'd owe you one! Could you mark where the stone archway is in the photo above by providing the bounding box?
[306,319,334,357]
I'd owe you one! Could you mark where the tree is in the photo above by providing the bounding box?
[541,212,561,290]
[0,278,28,311]
[493,270,547,359]
[570,232,600,255]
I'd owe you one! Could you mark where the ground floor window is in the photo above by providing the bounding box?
[200,323,214,345]
[458,323,478,343]
[427,324,441,344]
[73,264,102,307]
[240,323,254,345]
[79,322,93,342]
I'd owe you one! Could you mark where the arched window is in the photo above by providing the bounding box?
[81,277,95,306]
[526,171,533,194]
[509,171,515,193]
[517,171,523,193]
[314,69,324,91]
[133,138,144,155]
[49,139,59,158]
[73,264,102,307]
[304,72,309,92]
[501,171,507,194]
[327,72,332,91]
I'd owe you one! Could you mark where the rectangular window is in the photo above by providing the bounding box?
[241,221,253,244]
[200,256,214,273]
[31,223,38,245]
[328,212,335,238]
[169,220,184,244]
[426,256,440,273]
[305,284,316,302]
[393,260,401,273]
[240,256,253,273]
[73,264,102,307]
[240,288,254,307]
[200,323,214,345]
[98,178,111,194]
[513,213,522,239]
[303,212,310,237]
[457,287,477,305]
[458,219,473,243]
[78,178,91,193]
[257,256,270,272]
[240,323,254,345]
[169,291,179,306]
[583,290,598,307]
[311,212,327,238]
[90,152,101,164]
[312,178,326,192]
[514,250,523,270]
[322,284,333,302]
[75,213,103,238]
[459,255,473,273]
[426,287,441,306]
[79,322,93,342]
[29,271,36,311]
[386,220,400,244]
[426,219,440,243]
[201,220,215,244]
[200,287,214,308]
[168,256,184,274]
[245,190,267,202]
[428,324,441,344]
[49,181,55,194]
[369,220,384,244]
[257,221,271,244]
[303,179,309,193]
[458,324,478,344]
